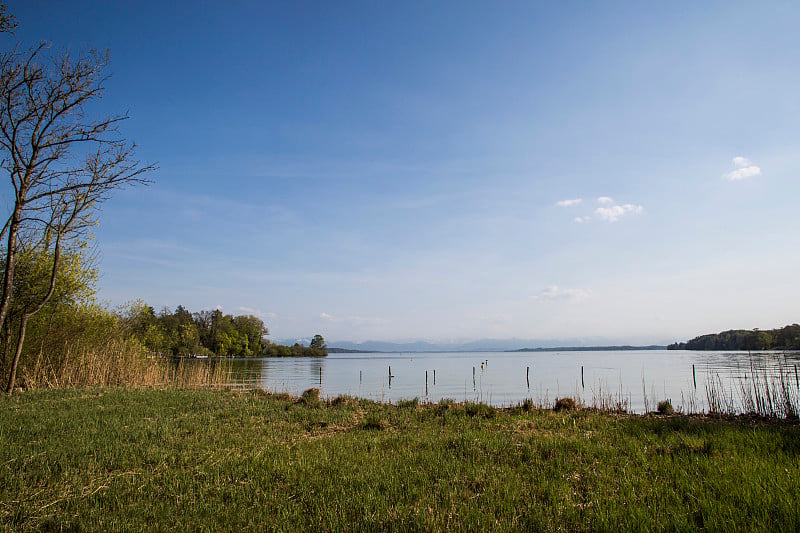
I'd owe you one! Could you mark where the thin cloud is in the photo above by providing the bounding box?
[320,312,386,326]
[556,198,583,207]
[723,156,761,181]
[238,306,277,320]
[562,195,642,223]
[532,285,591,302]
[595,203,644,222]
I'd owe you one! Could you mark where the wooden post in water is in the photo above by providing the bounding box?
[795,364,798,389]
[426,370,429,396]
[581,366,584,389]
[526,366,530,389]
[360,370,362,383]
[319,367,322,385]
[473,366,476,389]
[692,364,696,390]
[433,369,436,385]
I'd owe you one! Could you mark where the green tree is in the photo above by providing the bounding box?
[1,244,98,381]
[310,334,326,350]
[743,330,772,351]
[0,25,154,392]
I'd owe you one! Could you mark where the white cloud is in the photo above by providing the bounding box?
[532,285,591,302]
[595,203,644,222]
[560,195,642,223]
[237,306,277,319]
[556,198,582,207]
[723,156,761,181]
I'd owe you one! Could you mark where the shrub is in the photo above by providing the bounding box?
[657,399,674,415]
[298,387,321,408]
[554,397,577,412]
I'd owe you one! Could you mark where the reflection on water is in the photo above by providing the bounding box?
[214,350,800,413]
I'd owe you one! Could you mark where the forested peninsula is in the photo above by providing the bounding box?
[668,324,800,351]
[125,303,327,358]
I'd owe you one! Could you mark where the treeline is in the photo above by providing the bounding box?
[668,324,800,351]
[0,245,327,392]
[125,302,327,358]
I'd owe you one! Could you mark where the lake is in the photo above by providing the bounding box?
[216,350,800,414]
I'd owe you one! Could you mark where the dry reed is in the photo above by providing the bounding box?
[10,336,232,392]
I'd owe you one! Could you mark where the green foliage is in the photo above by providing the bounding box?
[360,412,386,430]
[465,401,496,418]
[310,334,326,350]
[0,246,105,383]
[397,397,419,409]
[657,399,675,415]
[121,303,277,358]
[264,339,327,357]
[669,324,800,351]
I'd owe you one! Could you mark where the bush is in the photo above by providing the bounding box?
[657,399,674,415]
[298,387,321,408]
[554,397,577,412]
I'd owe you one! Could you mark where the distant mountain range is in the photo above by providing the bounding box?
[277,337,672,353]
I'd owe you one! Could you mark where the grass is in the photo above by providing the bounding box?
[1,388,799,531]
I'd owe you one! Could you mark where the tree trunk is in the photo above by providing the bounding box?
[0,206,22,334]
[1,319,10,373]
[6,314,28,394]
[5,235,61,395]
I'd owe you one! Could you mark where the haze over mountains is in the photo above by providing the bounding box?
[276,338,674,353]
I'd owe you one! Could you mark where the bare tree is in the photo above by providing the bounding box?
[0,3,16,34]
[0,43,154,393]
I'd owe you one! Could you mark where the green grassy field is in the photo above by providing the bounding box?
[1,388,798,531]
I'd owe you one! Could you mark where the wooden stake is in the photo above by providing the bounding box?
[692,364,696,390]
[581,366,584,389]
[526,366,530,389]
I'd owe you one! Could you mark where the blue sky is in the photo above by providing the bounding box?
[7,1,800,344]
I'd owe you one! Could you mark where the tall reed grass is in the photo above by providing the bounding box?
[707,359,800,418]
[15,341,232,391]
[6,333,231,392]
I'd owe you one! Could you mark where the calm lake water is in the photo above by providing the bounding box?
[215,350,800,414]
